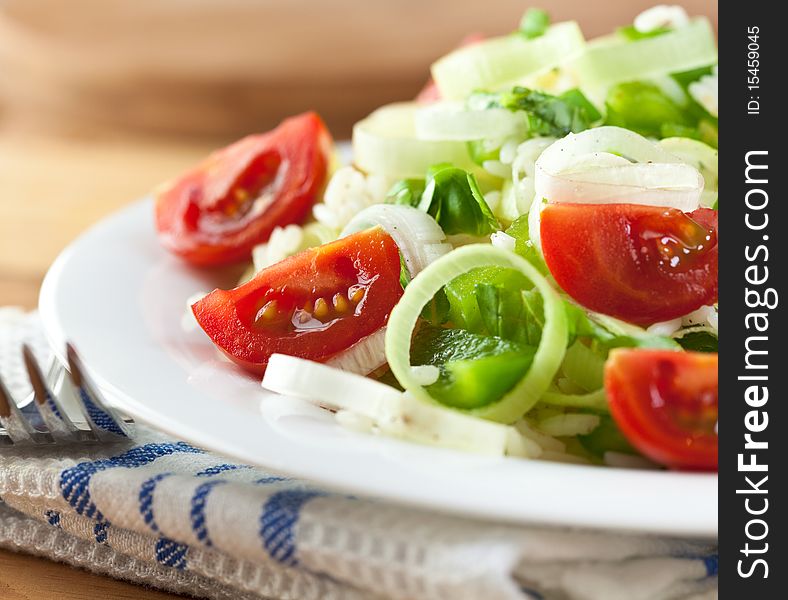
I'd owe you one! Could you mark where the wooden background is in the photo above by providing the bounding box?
[0,1,716,597]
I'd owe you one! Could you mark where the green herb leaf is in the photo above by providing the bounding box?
[445,266,532,333]
[386,178,425,207]
[418,165,499,236]
[519,8,550,39]
[466,139,501,166]
[505,214,549,275]
[697,117,718,149]
[499,87,601,137]
[521,288,548,346]
[420,288,451,326]
[567,306,681,351]
[399,252,411,289]
[474,283,524,340]
[676,330,719,352]
[579,415,636,456]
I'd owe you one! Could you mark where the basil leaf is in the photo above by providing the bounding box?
[499,87,601,137]
[579,415,636,456]
[420,288,451,326]
[445,266,532,333]
[466,139,501,166]
[505,214,549,275]
[474,283,524,340]
[419,166,499,236]
[565,304,681,351]
[519,8,550,39]
[399,253,411,289]
[677,331,719,353]
[521,288,547,346]
[386,178,425,207]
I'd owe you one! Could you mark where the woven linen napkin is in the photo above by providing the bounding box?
[0,308,718,600]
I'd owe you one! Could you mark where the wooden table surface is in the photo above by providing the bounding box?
[0,130,213,598]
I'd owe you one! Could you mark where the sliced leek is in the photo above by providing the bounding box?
[414,101,527,141]
[352,103,475,179]
[568,18,717,91]
[431,22,586,100]
[385,245,567,424]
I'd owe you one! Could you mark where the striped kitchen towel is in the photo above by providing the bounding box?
[0,308,717,600]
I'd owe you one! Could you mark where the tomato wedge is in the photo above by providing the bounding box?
[193,227,403,374]
[155,112,332,266]
[605,349,718,470]
[540,204,718,325]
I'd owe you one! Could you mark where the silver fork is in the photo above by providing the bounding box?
[0,344,134,447]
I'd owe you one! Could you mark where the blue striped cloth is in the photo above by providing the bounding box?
[0,309,718,600]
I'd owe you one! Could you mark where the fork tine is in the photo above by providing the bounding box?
[23,344,85,441]
[66,343,133,441]
[0,375,38,444]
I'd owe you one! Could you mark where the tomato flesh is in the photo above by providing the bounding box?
[156,112,332,266]
[605,349,718,470]
[540,204,718,325]
[193,227,403,374]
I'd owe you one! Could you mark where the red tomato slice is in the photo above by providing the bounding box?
[540,204,718,325]
[605,349,718,470]
[192,227,403,374]
[155,112,332,266]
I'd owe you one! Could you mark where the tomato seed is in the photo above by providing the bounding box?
[349,286,365,304]
[314,298,329,319]
[257,300,279,322]
[333,293,350,313]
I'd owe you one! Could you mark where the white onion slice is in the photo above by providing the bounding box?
[341,204,451,277]
[534,126,704,212]
[490,231,516,252]
[536,414,600,437]
[352,102,476,178]
[263,353,402,419]
[325,327,387,375]
[262,354,528,456]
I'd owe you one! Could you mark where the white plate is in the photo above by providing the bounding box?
[39,198,717,538]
